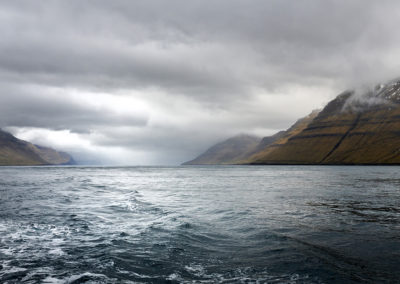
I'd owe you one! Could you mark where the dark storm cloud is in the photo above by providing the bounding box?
[2,0,397,94]
[1,0,400,164]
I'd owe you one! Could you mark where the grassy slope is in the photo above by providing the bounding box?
[184,110,320,165]
[249,84,400,164]
[0,131,46,165]
[32,145,74,165]
[245,110,320,163]
[183,134,261,165]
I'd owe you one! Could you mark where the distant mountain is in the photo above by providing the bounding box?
[249,79,400,164]
[183,134,262,165]
[185,78,400,165]
[0,130,75,166]
[183,111,319,165]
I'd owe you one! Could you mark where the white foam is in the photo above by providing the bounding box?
[42,272,110,284]
[167,272,183,281]
[42,276,64,284]
[185,264,205,277]
[48,248,65,256]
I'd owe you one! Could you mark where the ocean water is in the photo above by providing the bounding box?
[0,166,399,284]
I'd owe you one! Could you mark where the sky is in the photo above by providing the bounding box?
[1,0,400,165]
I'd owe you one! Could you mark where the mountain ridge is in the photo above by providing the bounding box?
[184,78,400,165]
[249,80,400,165]
[183,134,261,165]
[183,110,320,165]
[0,129,75,166]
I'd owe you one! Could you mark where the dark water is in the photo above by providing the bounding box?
[0,166,399,283]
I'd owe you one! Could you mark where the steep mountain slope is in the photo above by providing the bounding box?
[0,130,75,166]
[183,134,261,165]
[250,80,400,164]
[245,110,320,163]
[183,110,320,165]
[32,145,75,165]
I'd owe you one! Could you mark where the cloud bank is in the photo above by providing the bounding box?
[1,0,400,164]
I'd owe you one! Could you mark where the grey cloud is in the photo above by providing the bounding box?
[1,0,400,164]
[1,0,397,94]
[0,83,148,132]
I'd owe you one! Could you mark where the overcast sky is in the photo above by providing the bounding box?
[1,0,400,164]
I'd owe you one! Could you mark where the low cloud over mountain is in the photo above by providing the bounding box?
[1,1,400,164]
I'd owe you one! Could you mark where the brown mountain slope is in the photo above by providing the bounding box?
[0,130,75,166]
[249,80,400,164]
[183,134,261,165]
[32,145,75,165]
[183,110,320,165]
[244,110,320,163]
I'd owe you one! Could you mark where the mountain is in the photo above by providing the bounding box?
[0,129,75,166]
[249,80,400,164]
[183,134,261,165]
[184,78,400,165]
[245,110,320,163]
[183,111,319,165]
[32,144,75,165]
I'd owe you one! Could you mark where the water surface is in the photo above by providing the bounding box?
[0,166,399,283]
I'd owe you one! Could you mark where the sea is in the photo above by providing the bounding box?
[0,166,399,283]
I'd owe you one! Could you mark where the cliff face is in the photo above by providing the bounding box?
[250,80,400,164]
[0,130,75,166]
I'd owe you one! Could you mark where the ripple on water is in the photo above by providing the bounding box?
[0,166,399,283]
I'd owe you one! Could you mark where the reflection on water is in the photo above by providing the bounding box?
[0,166,399,283]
